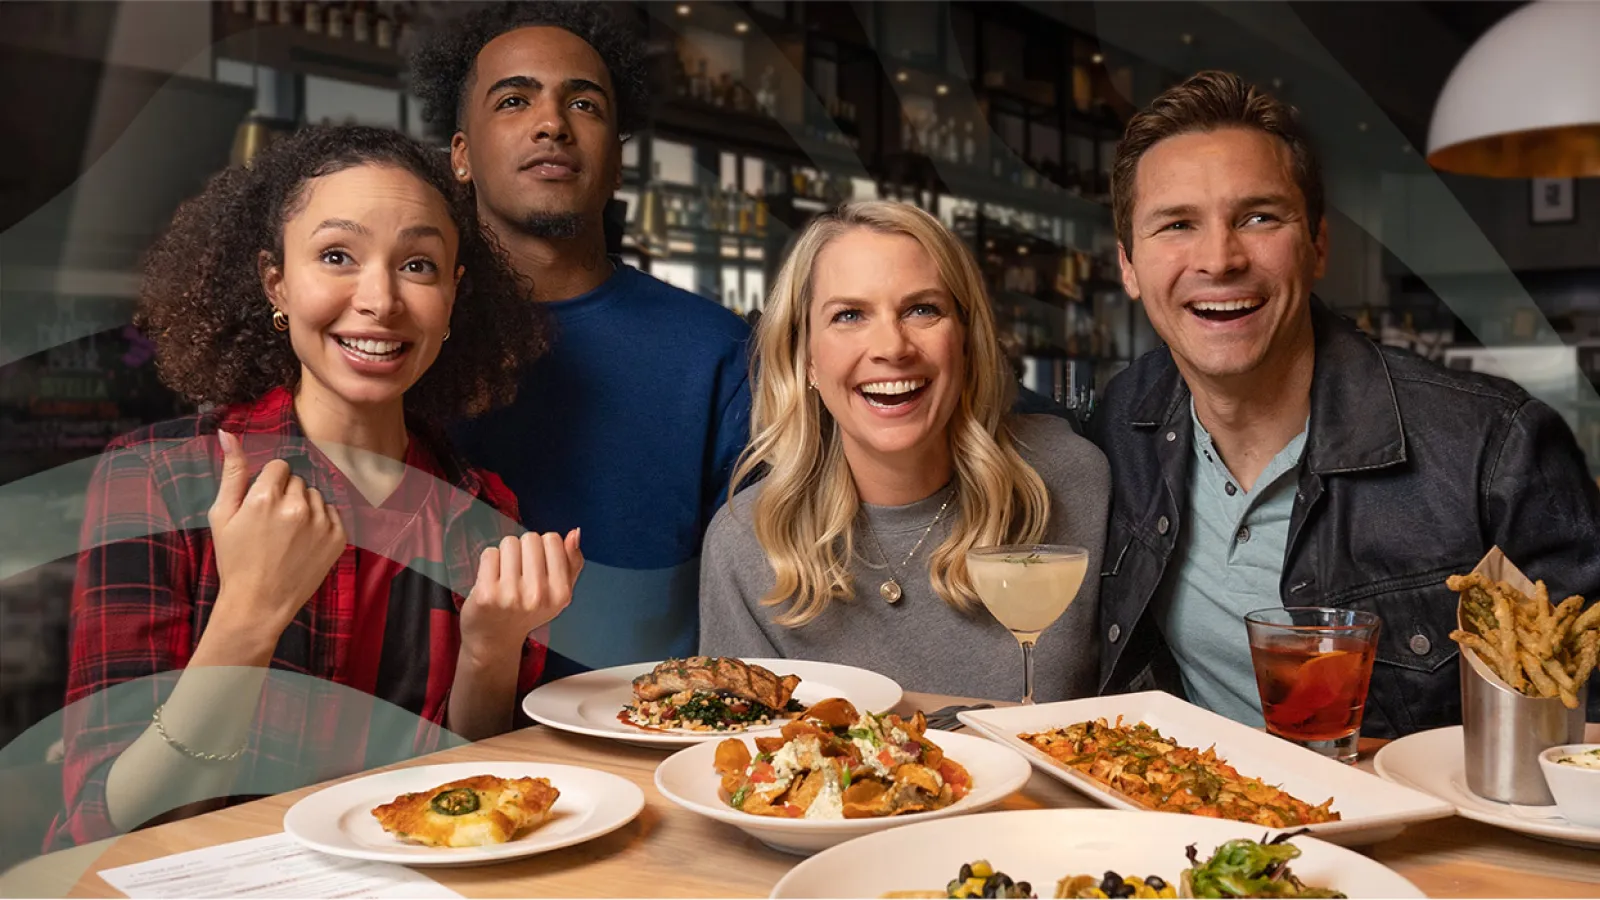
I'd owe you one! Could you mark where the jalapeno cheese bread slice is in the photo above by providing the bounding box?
[371,774,559,847]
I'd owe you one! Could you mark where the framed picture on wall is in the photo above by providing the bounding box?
[1531,177,1577,224]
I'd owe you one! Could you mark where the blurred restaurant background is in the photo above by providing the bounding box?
[3,0,1600,863]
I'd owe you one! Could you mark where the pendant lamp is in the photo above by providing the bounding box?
[1427,0,1600,178]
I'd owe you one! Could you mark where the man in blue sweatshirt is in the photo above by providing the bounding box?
[411,2,752,672]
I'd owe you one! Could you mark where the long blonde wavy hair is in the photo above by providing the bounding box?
[729,200,1051,627]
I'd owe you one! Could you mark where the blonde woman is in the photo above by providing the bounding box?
[698,201,1109,702]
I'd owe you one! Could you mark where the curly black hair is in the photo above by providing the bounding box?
[136,124,547,425]
[408,1,651,141]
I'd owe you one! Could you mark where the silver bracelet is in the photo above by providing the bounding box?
[151,704,247,763]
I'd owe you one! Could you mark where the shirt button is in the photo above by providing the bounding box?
[1224,482,1237,496]
[1108,623,1122,643]
[1166,431,1177,442]
[1157,516,1170,535]
[1409,633,1432,656]
[1236,526,1251,543]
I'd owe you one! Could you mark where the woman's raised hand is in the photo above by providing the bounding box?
[207,431,346,637]
[460,529,584,657]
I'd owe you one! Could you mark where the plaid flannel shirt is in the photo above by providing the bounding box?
[48,387,539,850]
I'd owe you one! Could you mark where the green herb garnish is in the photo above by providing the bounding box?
[675,692,778,727]
[1003,552,1045,565]
[1182,833,1346,898]
[429,787,480,816]
[730,785,750,809]
[847,727,881,746]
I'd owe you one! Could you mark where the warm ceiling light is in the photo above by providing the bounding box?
[936,83,949,96]
[1357,122,1369,132]
[896,71,909,83]
[675,4,690,15]
[1180,33,1194,45]
[1428,1,1600,177]
[1091,52,1104,65]
[734,21,749,33]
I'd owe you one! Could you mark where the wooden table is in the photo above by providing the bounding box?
[42,693,1600,898]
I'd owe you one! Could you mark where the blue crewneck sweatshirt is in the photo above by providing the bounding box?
[452,263,752,671]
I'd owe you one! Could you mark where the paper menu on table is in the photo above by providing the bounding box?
[97,832,462,899]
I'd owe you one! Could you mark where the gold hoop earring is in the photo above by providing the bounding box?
[271,309,289,332]
[442,328,451,341]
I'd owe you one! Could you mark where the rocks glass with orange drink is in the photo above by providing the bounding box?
[1244,607,1381,763]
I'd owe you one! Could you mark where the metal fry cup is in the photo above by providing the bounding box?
[1457,546,1589,805]
[1461,644,1589,805]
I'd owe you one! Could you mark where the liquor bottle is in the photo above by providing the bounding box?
[691,60,709,103]
[326,2,345,38]
[738,192,752,235]
[304,0,323,32]
[231,0,250,15]
[392,1,411,49]
[374,1,394,48]
[754,190,768,237]
[276,0,295,26]
[352,0,372,42]
[755,66,777,117]
[255,0,273,22]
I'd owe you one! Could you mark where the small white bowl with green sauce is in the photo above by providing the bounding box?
[1539,744,1600,828]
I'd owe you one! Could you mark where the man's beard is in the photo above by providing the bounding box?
[519,211,583,240]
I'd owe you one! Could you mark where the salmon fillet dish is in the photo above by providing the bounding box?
[622,657,804,732]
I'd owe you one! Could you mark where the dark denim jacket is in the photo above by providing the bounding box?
[1088,300,1600,738]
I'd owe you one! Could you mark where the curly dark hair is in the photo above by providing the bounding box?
[136,124,546,424]
[408,1,651,141]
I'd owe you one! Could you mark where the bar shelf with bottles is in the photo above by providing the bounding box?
[621,131,795,320]
[212,0,419,91]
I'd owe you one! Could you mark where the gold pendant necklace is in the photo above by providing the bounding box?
[863,488,955,604]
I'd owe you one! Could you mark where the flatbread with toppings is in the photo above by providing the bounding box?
[371,774,559,847]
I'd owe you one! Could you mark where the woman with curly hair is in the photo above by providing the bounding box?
[49,124,577,848]
[699,201,1110,703]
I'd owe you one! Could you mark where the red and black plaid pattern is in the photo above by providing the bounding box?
[48,387,541,850]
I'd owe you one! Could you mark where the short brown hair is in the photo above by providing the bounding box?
[1112,70,1324,254]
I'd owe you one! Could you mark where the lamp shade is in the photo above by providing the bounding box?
[1427,0,1600,178]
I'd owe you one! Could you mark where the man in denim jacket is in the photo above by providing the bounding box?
[1088,70,1600,739]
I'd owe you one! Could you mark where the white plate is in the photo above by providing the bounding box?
[654,729,1031,855]
[282,761,644,866]
[522,658,903,748]
[1373,723,1600,848]
[958,691,1455,846]
[770,808,1426,899]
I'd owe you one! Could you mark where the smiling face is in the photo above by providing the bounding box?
[806,227,967,478]
[1119,126,1327,383]
[263,164,460,415]
[451,25,621,239]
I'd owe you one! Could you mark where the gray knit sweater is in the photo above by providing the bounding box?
[698,414,1109,703]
